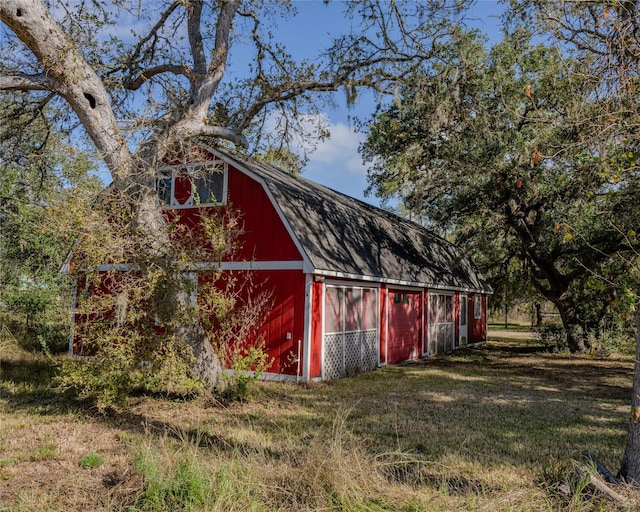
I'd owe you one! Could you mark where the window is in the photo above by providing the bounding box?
[157,160,227,208]
[393,293,410,305]
[325,285,378,334]
[474,295,482,319]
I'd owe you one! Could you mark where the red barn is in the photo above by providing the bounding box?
[68,147,491,381]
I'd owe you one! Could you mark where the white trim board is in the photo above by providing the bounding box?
[93,260,305,272]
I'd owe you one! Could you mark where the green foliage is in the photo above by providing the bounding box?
[218,343,274,402]
[79,453,104,469]
[0,95,101,350]
[362,25,640,349]
[56,192,269,409]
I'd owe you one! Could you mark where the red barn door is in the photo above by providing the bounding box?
[386,289,422,365]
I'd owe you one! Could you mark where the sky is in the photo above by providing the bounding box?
[72,0,504,207]
[279,1,505,207]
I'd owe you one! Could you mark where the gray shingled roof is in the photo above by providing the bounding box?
[220,150,492,294]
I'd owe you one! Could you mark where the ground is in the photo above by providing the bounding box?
[1,327,639,511]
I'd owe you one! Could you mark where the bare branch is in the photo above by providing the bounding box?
[0,73,58,91]
[186,0,206,77]
[172,0,241,137]
[124,64,190,90]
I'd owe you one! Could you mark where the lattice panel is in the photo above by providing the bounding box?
[324,333,343,381]
[343,332,361,376]
[361,330,378,370]
[445,325,454,352]
[431,324,454,354]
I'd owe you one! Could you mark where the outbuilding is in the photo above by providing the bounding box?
[69,146,492,381]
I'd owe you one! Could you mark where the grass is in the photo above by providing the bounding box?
[79,453,104,469]
[1,325,639,511]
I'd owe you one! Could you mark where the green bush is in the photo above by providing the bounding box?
[218,343,273,402]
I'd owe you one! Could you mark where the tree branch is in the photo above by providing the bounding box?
[0,0,132,181]
[0,73,59,92]
[124,64,190,90]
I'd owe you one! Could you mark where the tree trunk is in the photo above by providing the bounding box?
[617,282,640,483]
[535,303,543,328]
[133,186,223,391]
[547,289,586,352]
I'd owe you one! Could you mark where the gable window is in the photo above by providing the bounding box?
[157,159,227,208]
[474,295,482,319]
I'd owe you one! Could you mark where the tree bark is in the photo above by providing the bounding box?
[554,290,586,353]
[132,186,224,390]
[617,282,640,483]
[0,0,227,391]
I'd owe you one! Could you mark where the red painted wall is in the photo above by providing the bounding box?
[379,286,388,364]
[386,289,422,365]
[227,167,301,262]
[162,164,301,264]
[201,269,306,376]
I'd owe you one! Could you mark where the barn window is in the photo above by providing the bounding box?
[474,295,482,319]
[157,159,227,208]
[393,293,410,305]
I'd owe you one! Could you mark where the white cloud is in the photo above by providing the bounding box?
[308,122,367,176]
[301,118,378,205]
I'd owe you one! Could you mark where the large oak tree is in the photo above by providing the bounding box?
[363,1,640,484]
[520,0,640,487]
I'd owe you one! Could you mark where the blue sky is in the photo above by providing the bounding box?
[285,1,505,207]
[84,1,504,206]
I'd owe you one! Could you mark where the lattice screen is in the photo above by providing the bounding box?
[324,333,343,381]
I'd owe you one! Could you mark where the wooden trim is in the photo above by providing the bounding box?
[94,261,305,272]
[302,273,313,381]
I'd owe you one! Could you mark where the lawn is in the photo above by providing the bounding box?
[1,329,638,511]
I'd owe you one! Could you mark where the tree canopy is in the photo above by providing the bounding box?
[362,22,639,353]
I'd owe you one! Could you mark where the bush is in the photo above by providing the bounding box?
[536,325,570,352]
[218,343,273,402]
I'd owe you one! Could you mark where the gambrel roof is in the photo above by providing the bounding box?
[217,149,492,294]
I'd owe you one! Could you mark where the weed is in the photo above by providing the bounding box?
[30,443,57,461]
[79,452,104,469]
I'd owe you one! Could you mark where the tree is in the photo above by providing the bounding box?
[510,0,640,485]
[361,27,637,353]
[0,93,101,339]
[0,0,476,390]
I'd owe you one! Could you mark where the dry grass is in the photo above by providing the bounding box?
[1,327,639,511]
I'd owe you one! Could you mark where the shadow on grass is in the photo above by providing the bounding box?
[1,337,634,486]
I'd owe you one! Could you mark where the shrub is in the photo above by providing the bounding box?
[218,343,273,402]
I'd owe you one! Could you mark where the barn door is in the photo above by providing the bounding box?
[323,285,378,380]
[428,293,454,354]
[386,289,422,364]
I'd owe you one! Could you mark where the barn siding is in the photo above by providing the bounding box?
[227,167,301,262]
[309,279,324,379]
